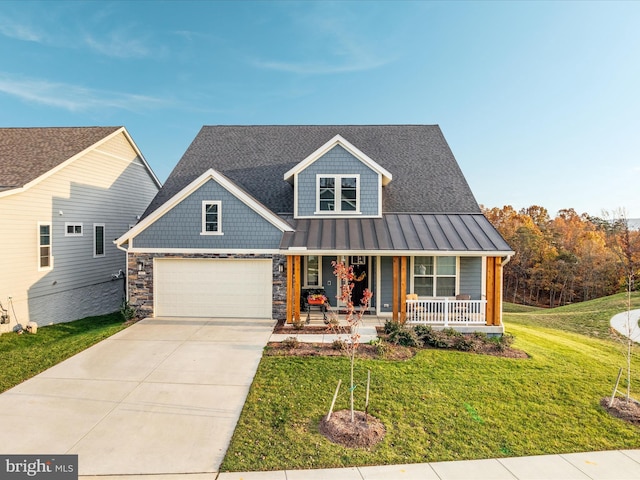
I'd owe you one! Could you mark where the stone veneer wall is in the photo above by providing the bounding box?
[128,252,288,320]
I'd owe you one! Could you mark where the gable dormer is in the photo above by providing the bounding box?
[283,134,392,218]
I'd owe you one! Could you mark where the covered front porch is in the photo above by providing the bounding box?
[282,254,506,332]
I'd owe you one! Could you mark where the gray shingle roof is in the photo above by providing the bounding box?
[143,125,481,218]
[281,214,512,253]
[0,127,121,191]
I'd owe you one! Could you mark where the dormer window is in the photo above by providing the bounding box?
[317,175,359,214]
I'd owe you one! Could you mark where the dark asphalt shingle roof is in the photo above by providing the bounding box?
[143,125,481,218]
[280,214,512,252]
[0,127,121,191]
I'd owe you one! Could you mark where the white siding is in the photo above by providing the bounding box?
[0,131,159,329]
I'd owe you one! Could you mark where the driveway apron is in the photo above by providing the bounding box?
[0,317,274,476]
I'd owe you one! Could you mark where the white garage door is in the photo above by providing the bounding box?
[155,258,272,318]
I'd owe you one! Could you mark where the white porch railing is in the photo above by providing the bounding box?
[406,298,487,326]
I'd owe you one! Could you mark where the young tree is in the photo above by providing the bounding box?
[330,261,373,422]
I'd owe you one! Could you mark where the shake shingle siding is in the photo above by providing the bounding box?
[133,179,282,250]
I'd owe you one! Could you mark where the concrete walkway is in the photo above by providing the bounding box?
[0,317,275,477]
[217,449,640,480]
[610,309,640,342]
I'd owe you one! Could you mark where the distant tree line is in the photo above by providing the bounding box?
[483,206,640,307]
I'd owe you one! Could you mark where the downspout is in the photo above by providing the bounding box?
[114,240,130,302]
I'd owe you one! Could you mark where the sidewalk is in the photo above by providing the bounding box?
[610,309,640,342]
[217,449,640,479]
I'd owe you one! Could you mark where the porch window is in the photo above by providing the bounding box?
[413,256,457,297]
[317,175,359,213]
[305,255,320,286]
[201,201,222,235]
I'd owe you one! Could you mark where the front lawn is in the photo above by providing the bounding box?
[221,300,639,472]
[0,312,128,393]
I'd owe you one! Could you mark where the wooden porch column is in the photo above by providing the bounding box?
[485,257,503,326]
[286,256,293,323]
[392,257,399,322]
[293,255,301,322]
[400,256,407,323]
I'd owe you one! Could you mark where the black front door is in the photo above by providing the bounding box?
[350,256,369,307]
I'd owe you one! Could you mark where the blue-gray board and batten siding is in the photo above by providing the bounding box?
[132,179,283,249]
[295,145,380,217]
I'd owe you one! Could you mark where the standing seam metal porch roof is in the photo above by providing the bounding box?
[281,214,513,253]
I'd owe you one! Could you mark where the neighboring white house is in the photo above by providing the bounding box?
[0,127,161,332]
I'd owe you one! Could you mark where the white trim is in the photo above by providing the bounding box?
[64,222,83,237]
[37,221,53,271]
[93,223,106,258]
[303,255,322,287]
[116,168,293,248]
[283,134,392,184]
[125,247,281,254]
[315,174,361,215]
[0,127,162,199]
[375,255,382,316]
[200,200,223,235]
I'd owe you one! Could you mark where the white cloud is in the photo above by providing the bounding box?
[250,8,395,75]
[83,31,152,59]
[0,17,43,42]
[0,74,167,112]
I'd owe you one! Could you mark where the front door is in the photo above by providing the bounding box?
[350,256,369,308]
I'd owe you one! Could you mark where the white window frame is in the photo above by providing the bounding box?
[37,222,53,271]
[315,174,360,214]
[64,222,83,237]
[411,256,459,298]
[93,223,105,258]
[201,201,223,235]
[304,255,322,287]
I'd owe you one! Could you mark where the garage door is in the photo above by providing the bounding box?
[155,258,272,318]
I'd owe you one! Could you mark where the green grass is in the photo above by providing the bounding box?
[504,291,640,339]
[221,295,640,472]
[0,312,128,393]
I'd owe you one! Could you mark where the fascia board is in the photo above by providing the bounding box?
[280,249,515,257]
[118,127,163,189]
[283,134,393,184]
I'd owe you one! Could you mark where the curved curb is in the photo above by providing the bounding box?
[610,309,640,343]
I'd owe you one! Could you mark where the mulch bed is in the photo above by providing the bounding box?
[319,409,386,448]
[265,342,416,360]
[600,397,640,425]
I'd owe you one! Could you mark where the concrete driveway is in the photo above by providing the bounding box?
[0,317,274,476]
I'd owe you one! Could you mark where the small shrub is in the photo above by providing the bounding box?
[331,339,346,350]
[452,335,474,352]
[281,336,299,349]
[369,337,388,356]
[389,328,420,347]
[292,319,304,330]
[415,326,450,348]
[120,299,136,321]
[384,319,401,335]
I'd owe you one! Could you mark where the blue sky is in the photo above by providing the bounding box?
[1,1,639,218]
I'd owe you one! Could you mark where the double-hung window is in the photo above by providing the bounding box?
[93,224,105,257]
[413,256,457,297]
[317,175,359,213]
[38,222,52,270]
[201,201,222,235]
